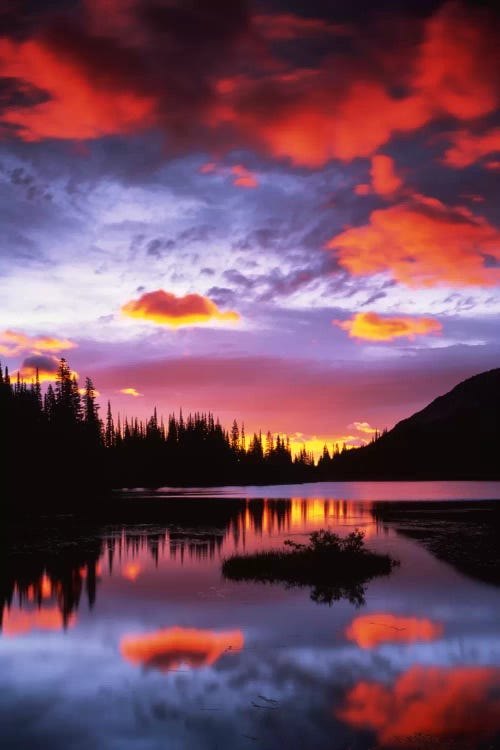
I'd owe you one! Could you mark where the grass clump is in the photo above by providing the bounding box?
[222,529,398,606]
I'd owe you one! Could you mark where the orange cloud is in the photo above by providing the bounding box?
[0,330,77,357]
[370,155,402,196]
[199,162,258,188]
[122,563,142,581]
[0,37,155,141]
[78,387,100,396]
[486,160,500,170]
[348,422,377,435]
[345,614,443,649]
[443,127,500,167]
[120,627,244,672]
[335,312,442,342]
[199,162,217,174]
[120,387,143,397]
[2,606,76,636]
[337,666,500,745]
[121,289,240,327]
[327,194,500,287]
[230,164,258,188]
[13,354,79,383]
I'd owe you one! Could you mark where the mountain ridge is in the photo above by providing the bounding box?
[328,367,500,480]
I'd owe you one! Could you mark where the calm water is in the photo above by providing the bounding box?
[2,481,500,750]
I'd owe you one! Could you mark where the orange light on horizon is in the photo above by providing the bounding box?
[120,627,244,672]
[345,614,444,649]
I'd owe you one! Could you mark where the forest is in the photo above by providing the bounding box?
[0,358,331,509]
[4,358,495,514]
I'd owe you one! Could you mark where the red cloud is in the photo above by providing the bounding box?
[345,613,443,648]
[414,3,499,121]
[0,1,496,169]
[252,13,351,41]
[354,183,371,196]
[0,37,155,141]
[443,127,500,167]
[121,289,240,326]
[199,162,258,187]
[230,164,258,188]
[337,666,500,745]
[335,312,442,342]
[327,194,500,287]
[209,3,499,166]
[370,155,402,196]
[120,627,244,672]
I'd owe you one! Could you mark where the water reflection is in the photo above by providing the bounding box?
[338,665,500,746]
[1,493,499,750]
[1,498,376,634]
[121,627,244,672]
[346,614,444,648]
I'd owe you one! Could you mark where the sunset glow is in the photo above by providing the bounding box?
[0,0,498,463]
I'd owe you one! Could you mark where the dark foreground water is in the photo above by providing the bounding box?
[2,482,500,750]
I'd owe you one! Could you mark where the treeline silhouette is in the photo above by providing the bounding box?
[1,358,325,510]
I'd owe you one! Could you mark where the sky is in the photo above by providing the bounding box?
[0,0,499,456]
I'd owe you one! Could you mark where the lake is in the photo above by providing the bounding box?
[2,481,500,749]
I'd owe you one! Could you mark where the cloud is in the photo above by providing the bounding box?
[0,0,250,142]
[120,627,244,672]
[0,37,156,141]
[335,312,442,341]
[121,289,240,327]
[78,387,100,397]
[354,183,371,196]
[0,1,497,169]
[345,614,443,648]
[327,194,500,287]
[199,162,258,188]
[210,3,499,166]
[120,387,143,397]
[370,155,402,196]
[0,329,77,357]
[348,421,377,435]
[337,666,500,745]
[443,127,500,167]
[15,353,79,383]
[252,13,351,41]
[230,164,258,188]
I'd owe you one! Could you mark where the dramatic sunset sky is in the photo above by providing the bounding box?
[1,0,499,454]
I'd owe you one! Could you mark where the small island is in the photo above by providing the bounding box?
[222,529,398,606]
